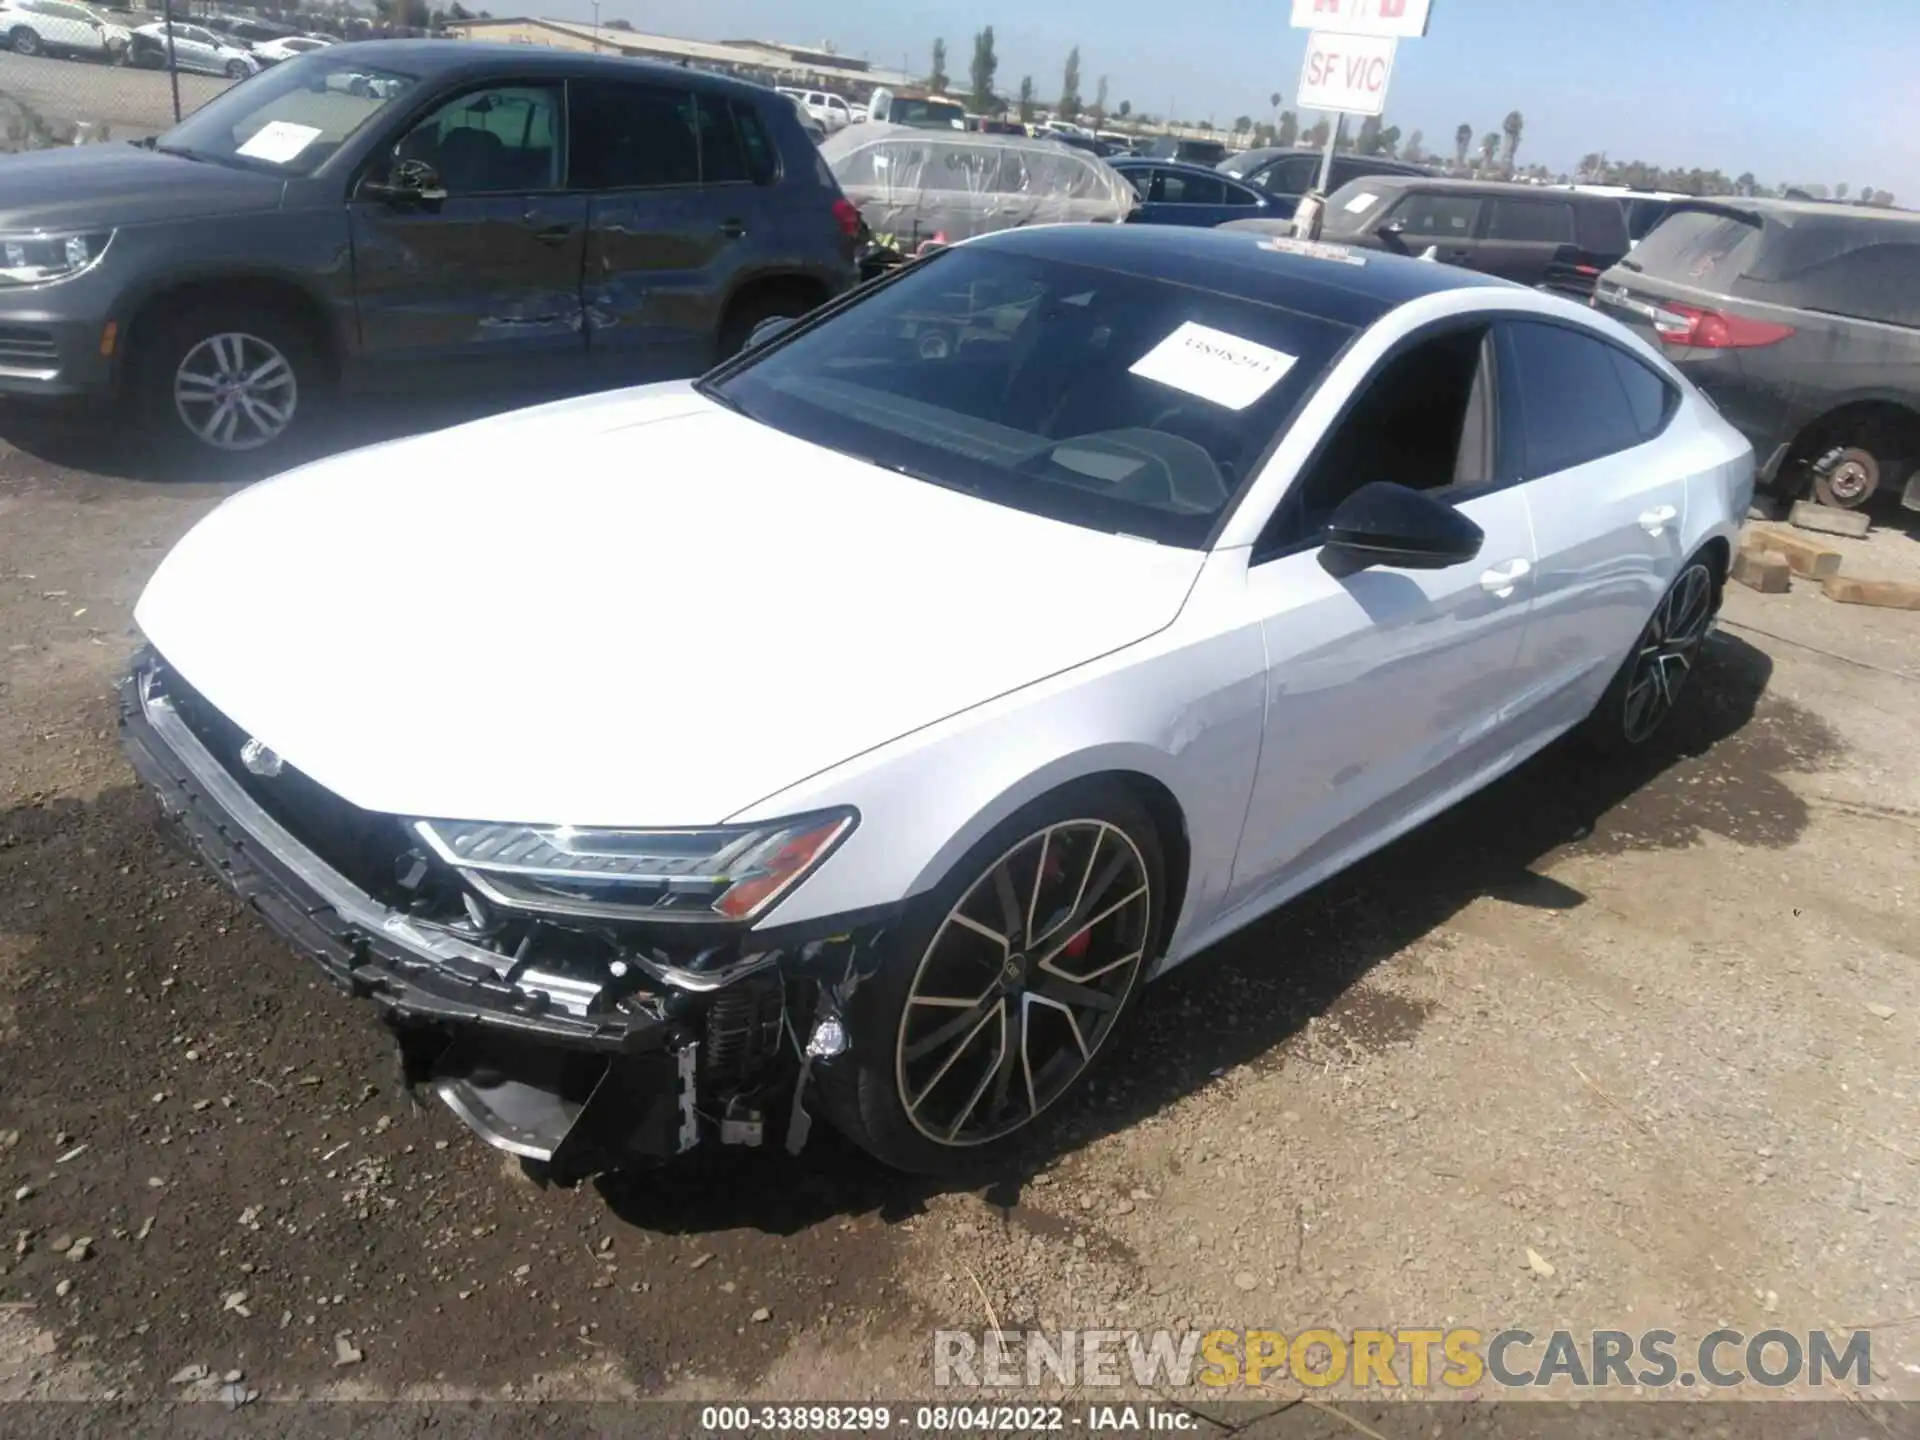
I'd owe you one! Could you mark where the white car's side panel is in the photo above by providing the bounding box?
[1224,485,1538,917]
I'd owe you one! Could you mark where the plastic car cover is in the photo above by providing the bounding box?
[821,123,1138,248]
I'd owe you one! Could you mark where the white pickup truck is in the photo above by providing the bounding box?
[776,87,855,132]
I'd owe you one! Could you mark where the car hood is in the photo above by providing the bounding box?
[0,144,284,231]
[135,385,1206,826]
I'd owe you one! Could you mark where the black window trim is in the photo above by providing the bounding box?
[1248,315,1515,567]
[1494,315,1679,480]
[351,75,570,200]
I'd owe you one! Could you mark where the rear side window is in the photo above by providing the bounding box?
[730,98,780,186]
[1488,199,1575,244]
[569,80,699,189]
[1505,321,1657,476]
[1607,349,1677,439]
[1623,197,1673,242]
[1769,243,1920,328]
[1630,208,1762,289]
[1156,170,1227,205]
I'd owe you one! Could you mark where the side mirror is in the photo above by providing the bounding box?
[1374,218,1409,251]
[1322,482,1484,570]
[362,158,446,208]
[745,315,798,350]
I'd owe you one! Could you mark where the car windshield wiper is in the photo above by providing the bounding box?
[152,143,216,164]
[1617,257,1644,273]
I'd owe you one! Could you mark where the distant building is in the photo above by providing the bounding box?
[438,18,913,95]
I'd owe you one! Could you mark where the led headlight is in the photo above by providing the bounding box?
[0,231,113,287]
[411,810,856,924]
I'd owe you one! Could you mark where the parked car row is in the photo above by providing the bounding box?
[0,0,334,71]
[0,0,129,63]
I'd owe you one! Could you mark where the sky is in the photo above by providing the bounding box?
[588,0,1920,201]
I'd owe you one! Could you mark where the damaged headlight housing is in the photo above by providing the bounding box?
[411,810,856,924]
[0,231,113,287]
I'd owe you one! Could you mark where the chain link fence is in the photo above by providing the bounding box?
[0,2,430,153]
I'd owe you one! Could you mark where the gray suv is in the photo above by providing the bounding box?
[0,43,860,462]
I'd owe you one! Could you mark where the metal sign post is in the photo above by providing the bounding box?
[1290,0,1427,236]
[161,0,182,123]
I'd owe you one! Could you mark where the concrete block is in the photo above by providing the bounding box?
[1743,526,1843,580]
[1730,547,1792,594]
[1820,576,1920,610]
[1789,500,1872,538]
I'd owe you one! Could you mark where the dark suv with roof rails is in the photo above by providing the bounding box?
[1593,198,1920,511]
[1316,177,1630,300]
[0,42,859,467]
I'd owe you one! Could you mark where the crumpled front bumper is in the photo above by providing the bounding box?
[117,656,729,1174]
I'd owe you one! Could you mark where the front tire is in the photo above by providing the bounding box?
[224,58,249,79]
[814,781,1164,1174]
[1583,556,1717,754]
[133,302,321,466]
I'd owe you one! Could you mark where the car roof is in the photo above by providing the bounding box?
[310,39,776,98]
[1666,195,1920,230]
[971,223,1511,329]
[1342,176,1612,203]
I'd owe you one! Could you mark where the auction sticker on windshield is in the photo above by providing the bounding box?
[1255,236,1368,266]
[1343,190,1380,212]
[1128,322,1298,411]
[236,121,323,164]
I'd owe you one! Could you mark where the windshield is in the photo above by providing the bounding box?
[705,244,1351,547]
[155,53,417,175]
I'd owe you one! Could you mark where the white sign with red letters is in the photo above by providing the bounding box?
[1296,30,1398,116]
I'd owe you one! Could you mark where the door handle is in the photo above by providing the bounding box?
[1479,557,1532,598]
[531,224,575,246]
[1638,504,1678,536]
[718,218,748,239]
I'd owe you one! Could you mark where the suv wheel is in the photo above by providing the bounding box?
[136,303,320,464]
[10,26,41,54]
[717,288,818,361]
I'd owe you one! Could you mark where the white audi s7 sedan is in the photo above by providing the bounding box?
[122,225,1754,1176]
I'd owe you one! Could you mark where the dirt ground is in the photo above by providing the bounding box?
[1,405,1917,1422]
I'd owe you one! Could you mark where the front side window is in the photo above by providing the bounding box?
[155,53,417,175]
[705,244,1353,547]
[393,84,562,195]
[1504,321,1653,476]
[1279,325,1494,544]
[1487,199,1575,244]
[1385,192,1482,241]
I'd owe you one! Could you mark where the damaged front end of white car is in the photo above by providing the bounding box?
[120,650,897,1181]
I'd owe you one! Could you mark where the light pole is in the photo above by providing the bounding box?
[590,0,600,51]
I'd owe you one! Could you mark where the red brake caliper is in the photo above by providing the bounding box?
[1045,852,1093,961]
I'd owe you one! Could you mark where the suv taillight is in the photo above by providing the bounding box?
[831,197,861,238]
[1653,302,1796,349]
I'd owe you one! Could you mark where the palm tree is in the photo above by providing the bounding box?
[1453,122,1472,168]
[1478,132,1500,171]
[1501,110,1524,171]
